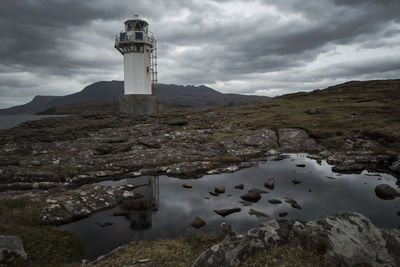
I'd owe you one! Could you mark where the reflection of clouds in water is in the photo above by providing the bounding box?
[63,154,400,260]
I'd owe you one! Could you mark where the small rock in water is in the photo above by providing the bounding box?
[268,199,282,204]
[397,210,400,216]
[214,208,241,217]
[220,222,235,237]
[234,184,244,189]
[272,155,290,161]
[248,188,268,194]
[131,171,142,177]
[291,203,302,209]
[279,212,288,217]
[308,189,312,192]
[237,200,253,206]
[240,192,261,203]
[264,178,275,190]
[182,183,192,188]
[296,164,306,167]
[191,217,206,228]
[209,191,219,196]
[113,211,129,216]
[204,196,210,200]
[284,198,297,205]
[96,221,113,227]
[316,159,322,165]
[292,179,302,185]
[374,184,400,200]
[215,186,225,194]
[248,209,272,219]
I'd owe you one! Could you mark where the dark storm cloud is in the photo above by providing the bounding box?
[0,0,399,108]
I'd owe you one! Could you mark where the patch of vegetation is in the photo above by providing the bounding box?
[0,198,83,266]
[211,80,400,154]
[242,246,330,267]
[93,232,222,267]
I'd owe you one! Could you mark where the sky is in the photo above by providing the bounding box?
[0,0,399,108]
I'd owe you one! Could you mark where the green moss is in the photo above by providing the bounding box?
[0,198,83,266]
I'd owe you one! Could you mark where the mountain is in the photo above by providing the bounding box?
[0,81,270,115]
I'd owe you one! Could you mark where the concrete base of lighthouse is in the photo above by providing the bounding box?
[119,94,157,115]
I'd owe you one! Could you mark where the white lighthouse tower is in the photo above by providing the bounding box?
[115,15,158,114]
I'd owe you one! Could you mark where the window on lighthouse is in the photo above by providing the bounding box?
[135,32,143,40]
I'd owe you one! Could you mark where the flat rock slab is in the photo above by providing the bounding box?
[42,184,135,224]
[214,208,241,217]
[193,211,400,267]
[277,128,323,153]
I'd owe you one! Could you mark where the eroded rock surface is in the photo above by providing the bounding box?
[327,136,393,173]
[193,211,400,267]
[41,183,136,224]
[0,113,328,193]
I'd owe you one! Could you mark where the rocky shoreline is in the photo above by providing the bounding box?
[192,211,400,267]
[0,111,399,224]
[0,110,399,266]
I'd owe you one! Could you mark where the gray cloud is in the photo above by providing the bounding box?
[0,0,399,108]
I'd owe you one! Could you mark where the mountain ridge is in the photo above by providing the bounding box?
[0,81,270,115]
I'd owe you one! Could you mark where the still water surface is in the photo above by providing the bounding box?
[60,154,400,260]
[0,115,65,129]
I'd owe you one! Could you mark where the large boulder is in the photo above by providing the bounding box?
[192,211,400,267]
[0,235,27,264]
[277,128,323,152]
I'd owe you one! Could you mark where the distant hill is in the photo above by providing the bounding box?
[0,81,270,115]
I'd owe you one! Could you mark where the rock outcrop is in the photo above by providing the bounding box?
[193,211,400,267]
[0,112,327,193]
[41,183,137,224]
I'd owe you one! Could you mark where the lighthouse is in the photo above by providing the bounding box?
[115,15,158,114]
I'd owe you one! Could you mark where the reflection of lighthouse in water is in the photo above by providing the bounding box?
[120,176,159,239]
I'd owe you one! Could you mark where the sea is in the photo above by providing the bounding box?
[0,115,66,130]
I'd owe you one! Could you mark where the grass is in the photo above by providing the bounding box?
[92,232,222,267]
[0,198,83,266]
[242,246,330,267]
[93,234,330,267]
[207,80,400,154]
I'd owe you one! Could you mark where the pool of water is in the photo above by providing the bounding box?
[0,115,67,129]
[60,154,400,260]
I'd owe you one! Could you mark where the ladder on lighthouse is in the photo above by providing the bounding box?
[150,38,158,94]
